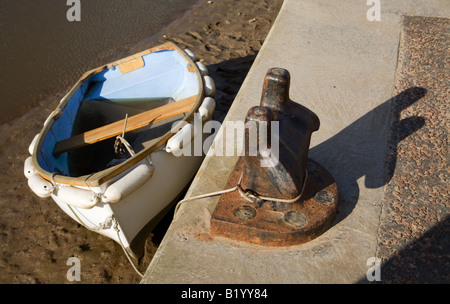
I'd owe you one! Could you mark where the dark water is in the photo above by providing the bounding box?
[0,0,198,125]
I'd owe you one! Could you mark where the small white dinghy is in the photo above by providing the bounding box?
[24,42,215,259]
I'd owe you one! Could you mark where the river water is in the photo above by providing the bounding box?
[0,0,199,125]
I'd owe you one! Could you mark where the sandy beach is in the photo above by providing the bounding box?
[0,0,282,284]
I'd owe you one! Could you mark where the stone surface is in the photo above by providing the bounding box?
[376,16,449,284]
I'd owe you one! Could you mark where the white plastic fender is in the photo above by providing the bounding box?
[102,163,154,204]
[43,112,54,127]
[196,61,208,76]
[184,49,197,61]
[165,123,195,155]
[198,97,216,121]
[203,76,216,97]
[24,156,37,178]
[57,186,99,209]
[28,134,39,155]
[28,174,54,198]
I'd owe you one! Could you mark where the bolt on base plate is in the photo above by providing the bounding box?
[210,158,339,246]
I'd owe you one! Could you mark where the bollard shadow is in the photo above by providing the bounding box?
[308,87,427,222]
[206,55,258,123]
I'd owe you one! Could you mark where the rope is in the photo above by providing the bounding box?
[67,205,144,278]
[173,186,239,219]
[67,205,112,232]
[114,113,136,157]
[113,217,144,278]
[237,170,308,204]
[173,170,308,219]
[115,135,135,157]
[48,172,59,192]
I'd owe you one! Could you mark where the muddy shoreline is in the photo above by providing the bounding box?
[0,0,282,284]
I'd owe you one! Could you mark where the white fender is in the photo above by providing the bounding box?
[28,174,54,198]
[43,112,54,127]
[184,49,197,61]
[196,61,208,76]
[28,134,39,155]
[203,76,216,97]
[43,109,62,127]
[57,186,99,209]
[166,123,195,155]
[198,97,216,121]
[24,156,37,178]
[102,163,154,204]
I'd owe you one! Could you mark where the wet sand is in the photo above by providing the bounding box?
[0,0,282,283]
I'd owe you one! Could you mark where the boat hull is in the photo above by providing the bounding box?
[25,42,215,258]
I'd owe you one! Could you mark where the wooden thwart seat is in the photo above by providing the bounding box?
[53,95,197,156]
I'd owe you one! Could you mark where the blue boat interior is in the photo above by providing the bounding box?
[38,48,199,177]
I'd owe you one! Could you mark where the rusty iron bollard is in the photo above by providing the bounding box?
[210,68,339,246]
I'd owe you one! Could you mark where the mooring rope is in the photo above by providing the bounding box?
[173,170,308,220]
[114,113,136,157]
[66,205,144,278]
[113,217,145,278]
[238,170,308,204]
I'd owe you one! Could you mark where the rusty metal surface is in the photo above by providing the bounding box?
[241,68,320,200]
[211,158,339,246]
[210,68,339,246]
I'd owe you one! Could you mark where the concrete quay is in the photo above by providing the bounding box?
[141,0,449,283]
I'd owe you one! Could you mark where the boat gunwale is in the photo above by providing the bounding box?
[31,42,205,188]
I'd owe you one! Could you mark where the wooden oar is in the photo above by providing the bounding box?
[53,95,197,155]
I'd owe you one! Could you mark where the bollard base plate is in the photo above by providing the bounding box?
[210,158,339,246]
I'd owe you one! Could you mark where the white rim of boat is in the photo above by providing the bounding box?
[29,42,206,188]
